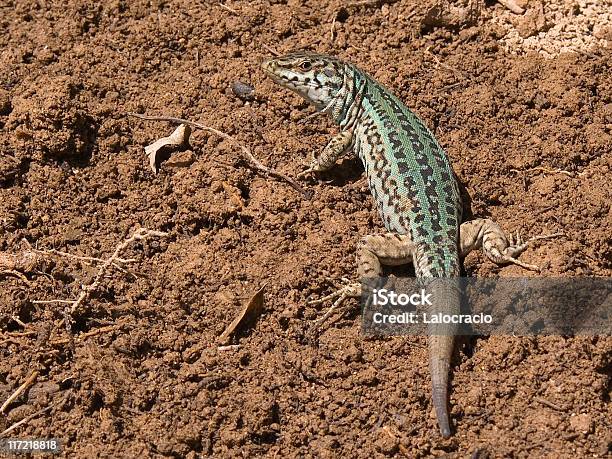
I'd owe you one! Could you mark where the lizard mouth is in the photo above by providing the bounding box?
[261,60,279,79]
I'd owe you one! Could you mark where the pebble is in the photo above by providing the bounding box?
[231,81,255,101]
[569,413,593,433]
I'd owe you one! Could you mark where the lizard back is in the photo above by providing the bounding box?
[335,64,462,278]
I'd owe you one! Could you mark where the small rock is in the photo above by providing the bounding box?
[593,24,612,41]
[6,404,35,424]
[28,381,60,405]
[570,413,593,433]
[231,81,254,101]
[166,150,196,168]
[515,1,547,38]
[374,432,399,455]
[61,227,84,243]
[356,367,379,386]
[343,344,363,363]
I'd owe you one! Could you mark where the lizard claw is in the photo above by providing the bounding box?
[296,154,320,178]
[297,168,316,178]
[309,279,361,305]
[503,230,529,258]
[309,278,361,325]
[498,231,563,272]
[297,159,327,178]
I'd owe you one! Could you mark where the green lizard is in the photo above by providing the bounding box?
[262,52,551,438]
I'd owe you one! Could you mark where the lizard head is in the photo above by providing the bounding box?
[261,52,345,111]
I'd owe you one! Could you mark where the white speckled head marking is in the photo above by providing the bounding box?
[261,52,345,112]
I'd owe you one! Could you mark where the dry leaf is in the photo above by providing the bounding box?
[218,285,265,344]
[144,123,191,173]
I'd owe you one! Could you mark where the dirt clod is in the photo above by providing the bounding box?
[7,76,95,159]
[569,413,594,434]
[0,89,11,116]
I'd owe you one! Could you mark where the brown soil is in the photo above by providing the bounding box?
[0,0,611,457]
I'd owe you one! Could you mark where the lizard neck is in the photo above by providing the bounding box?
[323,65,367,131]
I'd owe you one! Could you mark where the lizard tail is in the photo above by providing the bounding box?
[429,334,453,438]
[426,277,460,438]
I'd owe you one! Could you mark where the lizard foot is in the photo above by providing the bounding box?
[310,277,361,325]
[297,162,326,178]
[296,156,321,178]
[491,231,563,272]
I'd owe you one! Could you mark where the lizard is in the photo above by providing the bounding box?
[261,52,553,438]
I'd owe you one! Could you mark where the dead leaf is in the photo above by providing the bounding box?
[218,285,265,344]
[144,123,191,173]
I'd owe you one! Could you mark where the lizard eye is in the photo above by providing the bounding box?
[299,61,312,71]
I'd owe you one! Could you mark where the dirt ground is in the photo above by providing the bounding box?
[0,0,611,457]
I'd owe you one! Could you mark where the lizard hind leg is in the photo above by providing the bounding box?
[311,233,416,325]
[459,219,561,272]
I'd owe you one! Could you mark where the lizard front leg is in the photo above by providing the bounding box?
[298,130,353,177]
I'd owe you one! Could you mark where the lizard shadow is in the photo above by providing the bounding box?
[313,157,365,187]
[456,175,474,222]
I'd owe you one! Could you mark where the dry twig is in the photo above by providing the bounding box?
[535,397,566,411]
[261,44,280,56]
[0,395,64,437]
[497,0,525,15]
[510,166,583,178]
[1,405,52,436]
[330,14,337,43]
[218,2,238,14]
[345,0,399,8]
[35,248,134,265]
[0,371,39,414]
[32,299,75,305]
[218,345,241,351]
[0,242,136,281]
[32,228,167,316]
[49,322,124,346]
[127,112,312,199]
[11,316,27,328]
[0,331,37,346]
[69,228,166,314]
